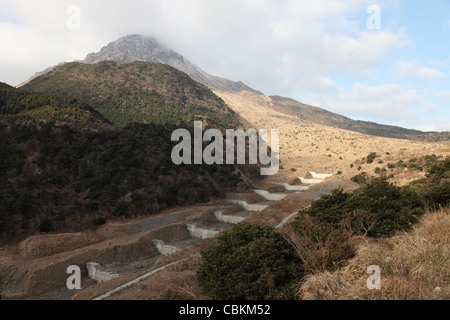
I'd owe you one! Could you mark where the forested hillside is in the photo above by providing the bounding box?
[0,69,256,244]
[0,82,108,125]
[22,61,241,127]
[0,120,259,243]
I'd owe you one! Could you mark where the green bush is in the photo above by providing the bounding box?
[420,157,450,210]
[351,173,367,184]
[298,178,424,238]
[367,152,377,164]
[197,224,303,300]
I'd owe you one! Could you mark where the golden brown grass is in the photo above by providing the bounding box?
[215,90,450,186]
[298,208,449,300]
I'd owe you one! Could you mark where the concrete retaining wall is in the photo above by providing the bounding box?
[86,262,119,283]
[282,183,311,191]
[226,200,269,212]
[299,177,324,184]
[310,172,333,179]
[213,211,246,224]
[1,223,189,299]
[253,190,287,201]
[186,224,219,239]
[152,239,181,256]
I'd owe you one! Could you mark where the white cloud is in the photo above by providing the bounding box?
[395,60,445,82]
[416,119,450,132]
[4,0,443,131]
[302,80,436,125]
[0,0,410,89]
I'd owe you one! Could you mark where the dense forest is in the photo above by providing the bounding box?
[0,69,257,244]
[22,61,241,128]
[0,82,108,125]
[0,120,260,243]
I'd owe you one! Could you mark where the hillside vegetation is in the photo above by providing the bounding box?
[0,120,259,243]
[22,61,240,127]
[0,70,257,244]
[269,95,450,142]
[196,157,449,299]
[299,208,449,300]
[0,82,107,125]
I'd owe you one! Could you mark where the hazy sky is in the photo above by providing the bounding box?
[1,0,449,131]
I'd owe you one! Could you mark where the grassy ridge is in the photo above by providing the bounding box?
[269,95,450,141]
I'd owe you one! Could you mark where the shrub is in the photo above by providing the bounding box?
[92,217,106,226]
[113,201,130,217]
[367,152,377,164]
[38,218,53,233]
[351,173,367,184]
[197,224,303,300]
[420,157,450,210]
[298,178,424,238]
[287,214,355,273]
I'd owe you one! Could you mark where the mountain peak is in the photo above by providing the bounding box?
[17,34,259,94]
[83,34,182,65]
[82,34,258,94]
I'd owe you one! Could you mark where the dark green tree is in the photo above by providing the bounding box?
[197,224,303,300]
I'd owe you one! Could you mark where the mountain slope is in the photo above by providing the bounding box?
[82,34,260,94]
[267,95,450,142]
[0,120,257,243]
[16,34,448,141]
[16,35,258,94]
[22,61,240,127]
[0,82,108,125]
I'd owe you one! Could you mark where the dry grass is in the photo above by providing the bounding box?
[298,208,450,300]
[215,90,450,186]
[105,252,207,300]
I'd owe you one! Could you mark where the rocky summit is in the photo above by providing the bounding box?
[83,34,256,94]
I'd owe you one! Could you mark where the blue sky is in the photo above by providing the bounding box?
[0,0,448,131]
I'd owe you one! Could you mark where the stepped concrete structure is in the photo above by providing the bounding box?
[213,211,246,224]
[281,183,310,191]
[253,190,287,201]
[299,177,324,184]
[266,182,310,191]
[86,262,119,283]
[226,199,269,212]
[186,224,219,239]
[309,171,334,179]
[152,239,181,256]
